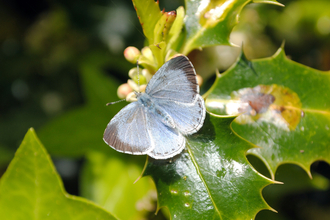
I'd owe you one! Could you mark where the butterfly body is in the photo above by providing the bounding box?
[103,55,206,159]
[138,93,176,129]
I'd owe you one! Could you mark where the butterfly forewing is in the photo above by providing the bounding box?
[146,56,199,104]
[103,102,153,155]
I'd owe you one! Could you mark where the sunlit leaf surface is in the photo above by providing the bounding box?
[206,47,330,178]
[132,0,162,44]
[0,128,116,220]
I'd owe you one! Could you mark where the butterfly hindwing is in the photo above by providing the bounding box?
[146,110,186,159]
[103,102,154,155]
[146,56,199,104]
[156,95,206,135]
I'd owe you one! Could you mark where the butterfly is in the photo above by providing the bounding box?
[103,55,206,159]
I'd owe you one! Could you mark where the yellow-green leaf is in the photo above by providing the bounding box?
[132,0,162,44]
[0,128,116,220]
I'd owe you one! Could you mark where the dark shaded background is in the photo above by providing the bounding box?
[0,0,329,219]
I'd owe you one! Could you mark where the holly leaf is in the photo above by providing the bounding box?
[0,128,116,220]
[257,163,330,220]
[205,47,330,179]
[144,114,274,219]
[181,0,283,54]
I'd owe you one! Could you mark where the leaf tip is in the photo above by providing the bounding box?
[273,180,284,185]
[140,156,149,177]
[272,44,287,60]
[268,206,278,213]
[27,127,36,136]
[253,0,285,7]
[302,166,313,179]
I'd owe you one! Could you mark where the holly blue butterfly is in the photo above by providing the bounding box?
[103,55,206,159]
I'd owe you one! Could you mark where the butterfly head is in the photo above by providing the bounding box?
[134,91,142,98]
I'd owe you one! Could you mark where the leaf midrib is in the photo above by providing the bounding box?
[186,144,222,219]
[30,142,40,220]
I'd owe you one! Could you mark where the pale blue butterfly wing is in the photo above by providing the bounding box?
[146,56,199,104]
[147,55,206,135]
[104,55,206,159]
[155,95,205,135]
[146,110,186,159]
[103,102,153,155]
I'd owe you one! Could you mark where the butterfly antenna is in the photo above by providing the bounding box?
[136,60,140,93]
[106,99,126,106]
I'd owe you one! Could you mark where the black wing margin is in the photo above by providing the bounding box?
[146,55,199,104]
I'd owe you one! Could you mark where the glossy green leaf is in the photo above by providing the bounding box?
[81,151,156,220]
[181,0,283,54]
[38,54,126,157]
[144,114,274,219]
[132,0,162,44]
[205,47,330,179]
[0,128,116,220]
[257,163,330,220]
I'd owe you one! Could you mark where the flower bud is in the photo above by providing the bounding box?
[124,46,141,64]
[128,68,147,85]
[126,92,137,102]
[127,79,139,92]
[128,68,138,79]
[139,84,147,93]
[196,74,203,87]
[142,68,152,81]
[117,83,132,99]
[141,47,154,62]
